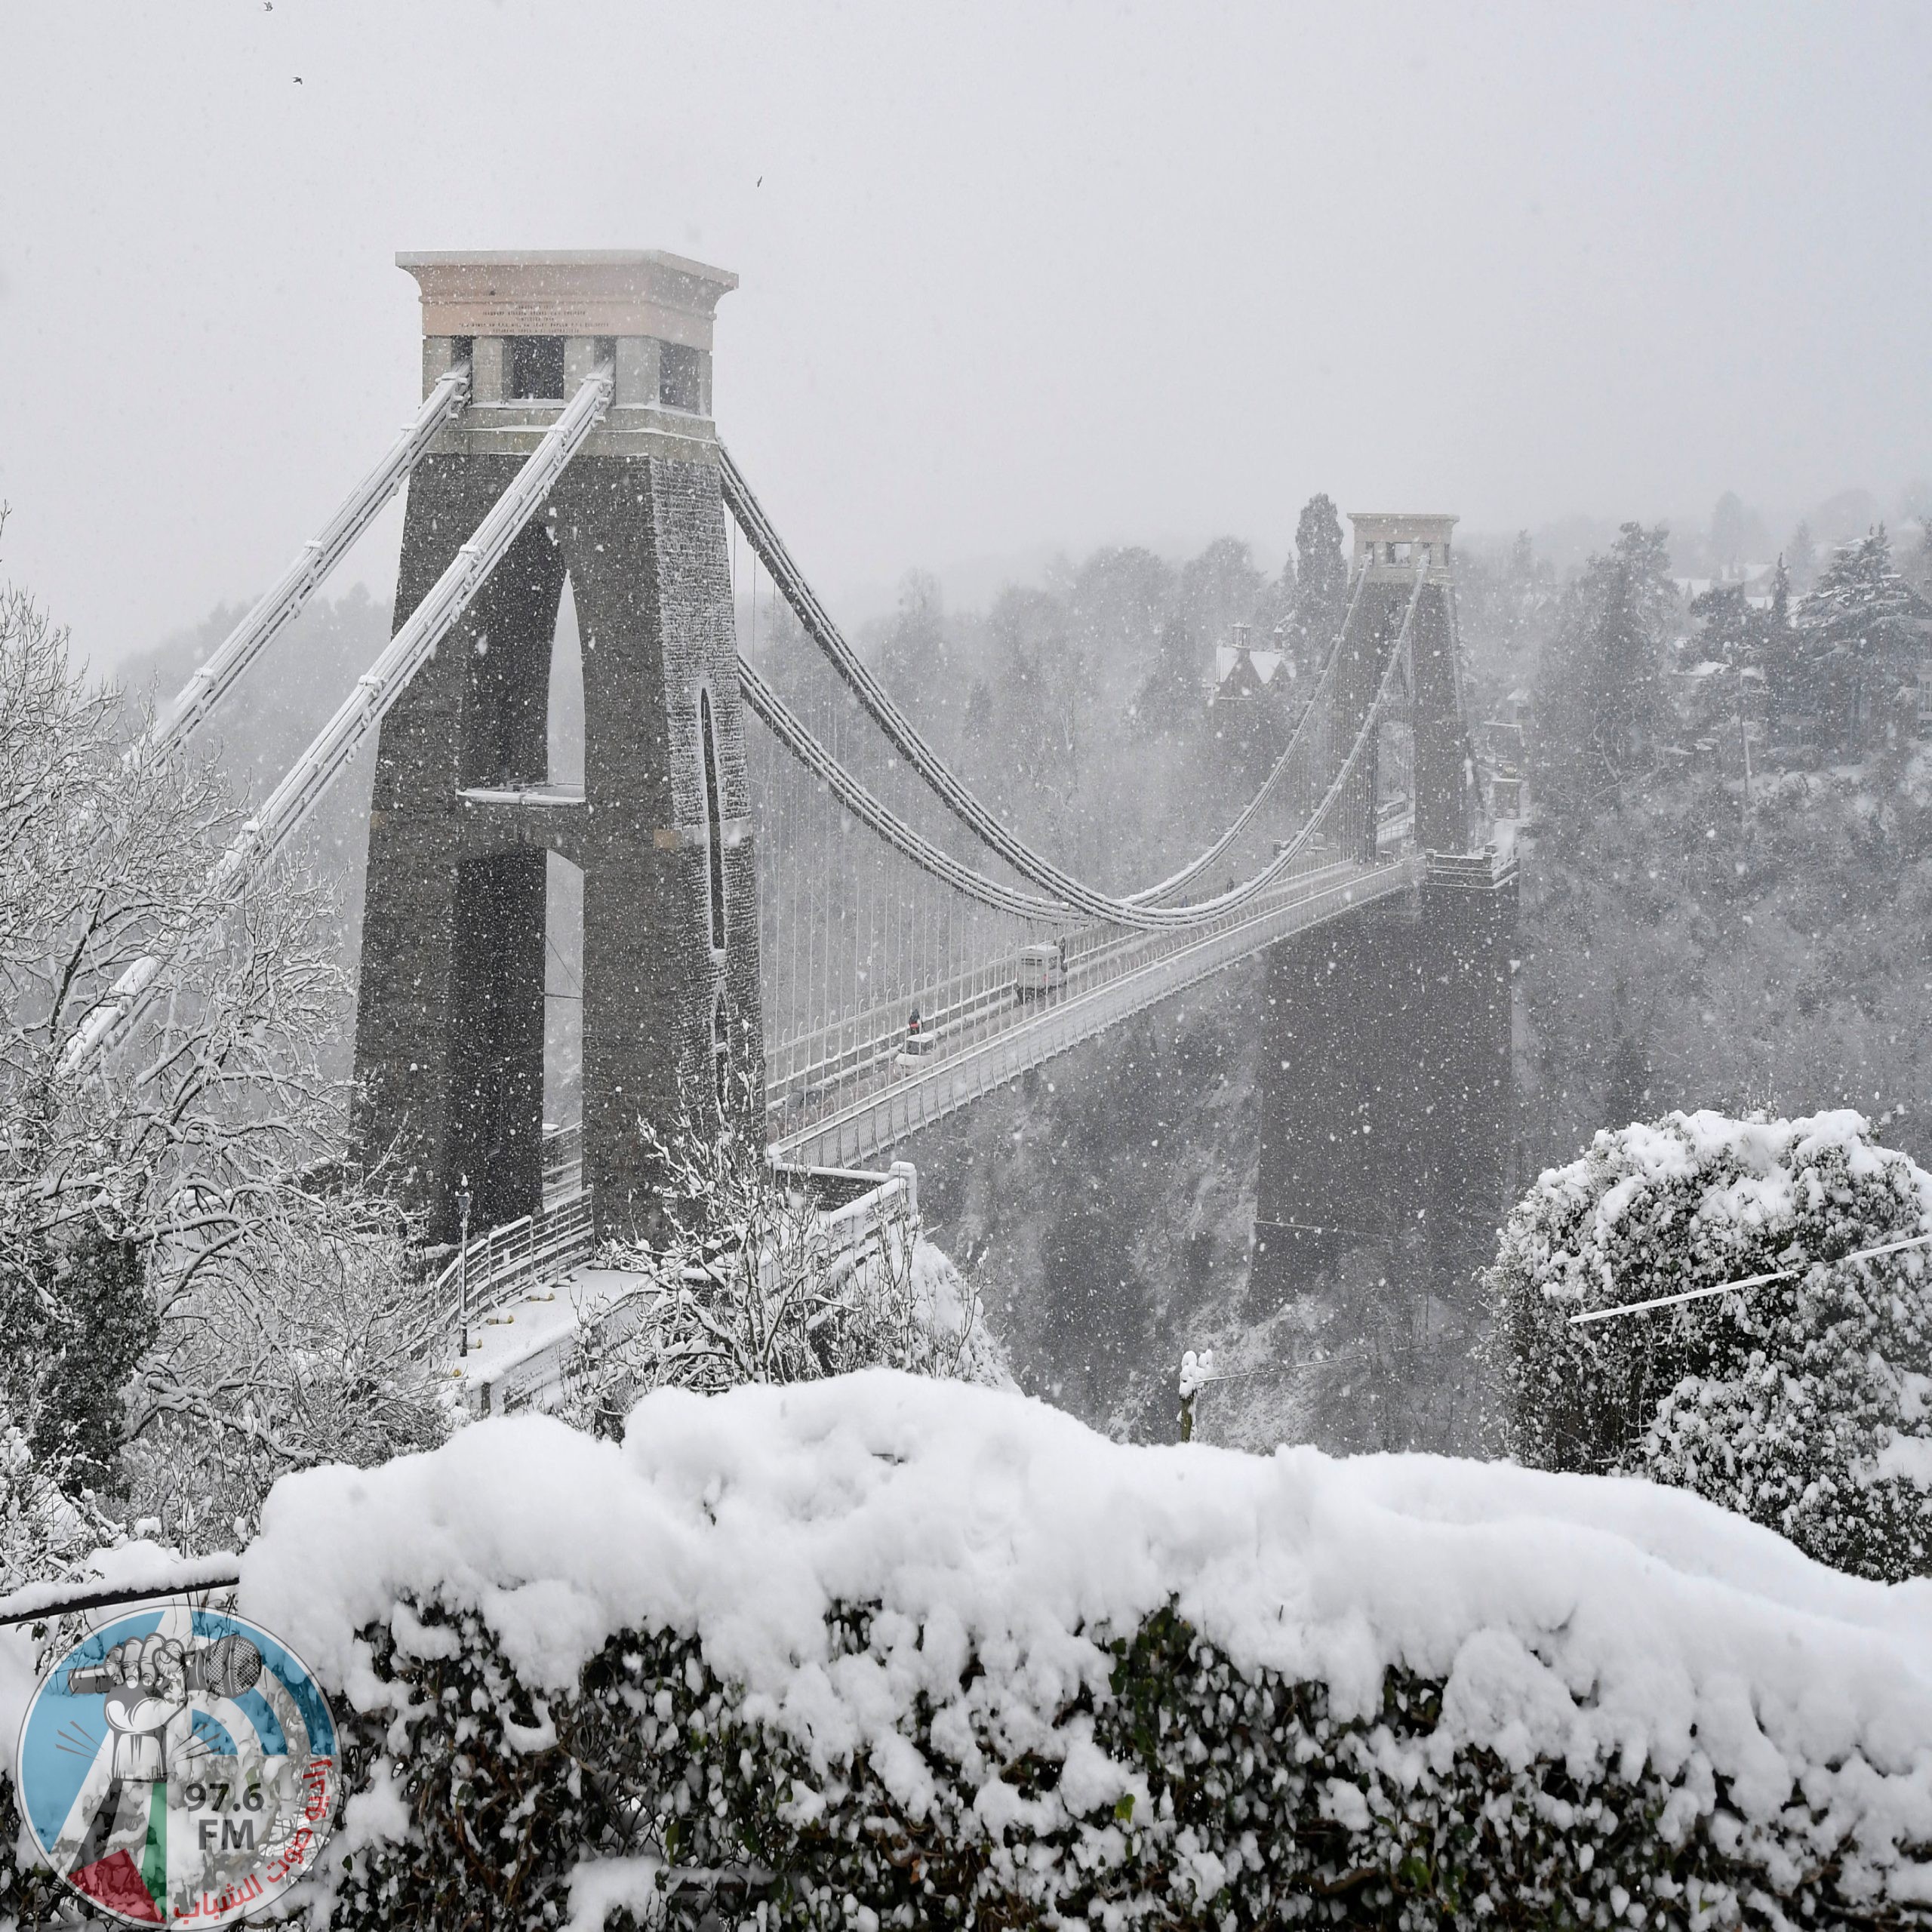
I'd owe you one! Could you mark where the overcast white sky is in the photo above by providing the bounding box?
[2,1,1927,667]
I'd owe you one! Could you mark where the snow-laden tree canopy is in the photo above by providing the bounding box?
[0,561,442,1580]
[557,1088,1007,1438]
[1798,528,1931,660]
[1488,1108,1932,1581]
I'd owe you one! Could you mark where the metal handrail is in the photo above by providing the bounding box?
[432,1187,597,1331]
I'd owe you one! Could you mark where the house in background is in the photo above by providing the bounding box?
[1211,623,1291,707]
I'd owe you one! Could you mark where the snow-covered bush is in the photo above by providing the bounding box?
[0,1418,125,1598]
[559,1095,1004,1433]
[1487,1108,1932,1580]
[7,1374,1915,1928]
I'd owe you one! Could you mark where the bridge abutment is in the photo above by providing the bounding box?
[351,253,763,1244]
[1254,851,1516,1306]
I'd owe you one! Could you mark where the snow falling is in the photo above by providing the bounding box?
[5,10,1932,1926]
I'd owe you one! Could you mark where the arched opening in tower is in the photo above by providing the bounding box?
[543,851,585,1201]
[548,572,586,792]
[699,685,728,954]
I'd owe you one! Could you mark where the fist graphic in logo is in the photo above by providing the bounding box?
[65,1632,263,1782]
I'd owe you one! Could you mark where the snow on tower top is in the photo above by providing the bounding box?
[396,250,738,347]
[1349,512,1458,583]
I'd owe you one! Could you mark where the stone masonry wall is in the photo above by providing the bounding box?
[352,448,764,1245]
[1254,871,1515,1304]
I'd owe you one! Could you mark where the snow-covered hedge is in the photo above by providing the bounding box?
[1488,1108,1932,1581]
[8,1374,1932,1927]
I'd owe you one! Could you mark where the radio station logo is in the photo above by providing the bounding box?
[14,1605,339,1926]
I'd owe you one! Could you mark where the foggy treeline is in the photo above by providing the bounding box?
[839,485,1932,1454]
[112,481,1932,1457]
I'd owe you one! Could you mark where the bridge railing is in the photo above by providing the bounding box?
[778,1158,919,1264]
[1424,844,1514,891]
[429,1187,597,1337]
[765,852,1392,1141]
[541,1122,584,1204]
[466,1159,918,1417]
[774,855,1423,1167]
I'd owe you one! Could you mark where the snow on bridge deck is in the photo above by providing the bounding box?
[442,1164,921,1415]
[447,1264,638,1420]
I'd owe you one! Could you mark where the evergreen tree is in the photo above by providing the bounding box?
[1796,528,1930,752]
[1759,555,1805,737]
[1177,537,1263,655]
[1800,527,1924,644]
[1129,614,1201,738]
[1532,522,1675,814]
[1487,1109,1932,1583]
[1686,581,1757,666]
[1291,494,1349,666]
[1786,520,1818,591]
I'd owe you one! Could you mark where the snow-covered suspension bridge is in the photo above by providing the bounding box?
[71,251,1512,1350]
[729,457,1448,1169]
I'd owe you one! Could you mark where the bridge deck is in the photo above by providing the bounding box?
[771,853,1419,1168]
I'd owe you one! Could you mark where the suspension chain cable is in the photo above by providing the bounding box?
[721,447,1417,925]
[737,559,1426,931]
[1132,562,1371,904]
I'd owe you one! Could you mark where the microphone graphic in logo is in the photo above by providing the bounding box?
[63,1635,266,1783]
[64,1634,264,1700]
[15,1610,338,1927]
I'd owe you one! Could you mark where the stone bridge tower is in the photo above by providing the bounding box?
[351,251,763,1244]
[1255,513,1516,1311]
[1331,514,1476,859]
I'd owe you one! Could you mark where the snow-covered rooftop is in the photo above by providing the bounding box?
[1213,645,1285,688]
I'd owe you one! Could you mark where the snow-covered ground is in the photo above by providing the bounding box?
[216,1372,1932,1891]
[445,1235,999,1417]
[447,1265,641,1415]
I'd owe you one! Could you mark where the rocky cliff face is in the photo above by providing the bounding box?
[912,944,1506,1459]
[910,962,1272,1444]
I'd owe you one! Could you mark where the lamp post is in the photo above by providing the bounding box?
[456,1176,472,1359]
